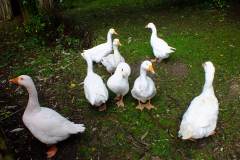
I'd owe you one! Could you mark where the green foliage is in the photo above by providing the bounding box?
[56,24,81,50]
[22,15,46,35]
[211,0,228,8]
[58,0,231,10]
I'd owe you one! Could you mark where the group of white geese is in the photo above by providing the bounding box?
[9,22,219,158]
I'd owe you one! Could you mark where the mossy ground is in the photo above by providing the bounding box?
[0,2,240,160]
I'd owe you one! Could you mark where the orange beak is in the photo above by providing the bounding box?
[9,77,19,85]
[148,64,155,74]
[113,31,118,35]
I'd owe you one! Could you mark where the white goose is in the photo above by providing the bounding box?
[145,22,176,62]
[9,75,85,158]
[107,62,131,107]
[82,28,118,63]
[131,60,156,111]
[101,39,125,74]
[82,52,109,111]
[178,61,219,140]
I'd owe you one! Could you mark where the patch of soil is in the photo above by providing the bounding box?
[228,78,240,97]
[162,61,189,78]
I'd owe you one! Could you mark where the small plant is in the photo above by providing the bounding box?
[23,15,46,35]
[56,24,81,50]
[211,0,228,8]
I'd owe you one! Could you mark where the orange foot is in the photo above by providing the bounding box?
[47,145,58,158]
[115,95,124,107]
[136,101,144,111]
[145,100,155,110]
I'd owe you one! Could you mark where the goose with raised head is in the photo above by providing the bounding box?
[101,39,125,74]
[82,52,109,111]
[145,22,176,63]
[82,28,118,63]
[9,75,85,158]
[131,60,156,111]
[107,62,131,107]
[178,61,219,140]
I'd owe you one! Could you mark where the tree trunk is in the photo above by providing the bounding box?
[37,0,54,11]
[0,0,13,21]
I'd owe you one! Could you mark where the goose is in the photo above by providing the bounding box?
[107,62,131,107]
[9,75,85,158]
[131,60,156,111]
[101,39,125,74]
[145,22,176,63]
[82,52,109,111]
[178,61,219,140]
[82,28,118,63]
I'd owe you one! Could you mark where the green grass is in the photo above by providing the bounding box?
[1,3,240,160]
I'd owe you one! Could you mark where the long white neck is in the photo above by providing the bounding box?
[140,67,147,80]
[202,71,215,95]
[113,45,120,57]
[86,57,94,75]
[150,26,157,38]
[25,83,41,114]
[107,32,113,45]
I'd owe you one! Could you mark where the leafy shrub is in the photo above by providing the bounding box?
[23,15,46,35]
[211,0,227,8]
[56,24,81,50]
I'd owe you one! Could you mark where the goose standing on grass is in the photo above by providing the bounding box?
[9,75,85,158]
[101,39,125,74]
[82,28,118,63]
[82,52,109,111]
[178,61,219,140]
[131,60,156,111]
[107,62,131,107]
[145,22,176,63]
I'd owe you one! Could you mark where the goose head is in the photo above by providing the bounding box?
[202,61,215,75]
[145,22,156,30]
[109,28,118,35]
[9,75,34,88]
[113,38,122,47]
[116,62,131,78]
[81,52,86,58]
[141,60,155,74]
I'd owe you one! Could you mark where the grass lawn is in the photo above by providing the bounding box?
[0,2,240,160]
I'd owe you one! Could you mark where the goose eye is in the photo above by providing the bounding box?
[20,77,24,80]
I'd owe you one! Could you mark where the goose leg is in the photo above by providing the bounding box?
[114,96,121,101]
[136,100,144,111]
[47,145,58,158]
[210,131,216,136]
[116,95,124,107]
[99,103,107,111]
[145,100,155,110]
[151,58,157,63]
[156,58,162,63]
[189,138,196,142]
